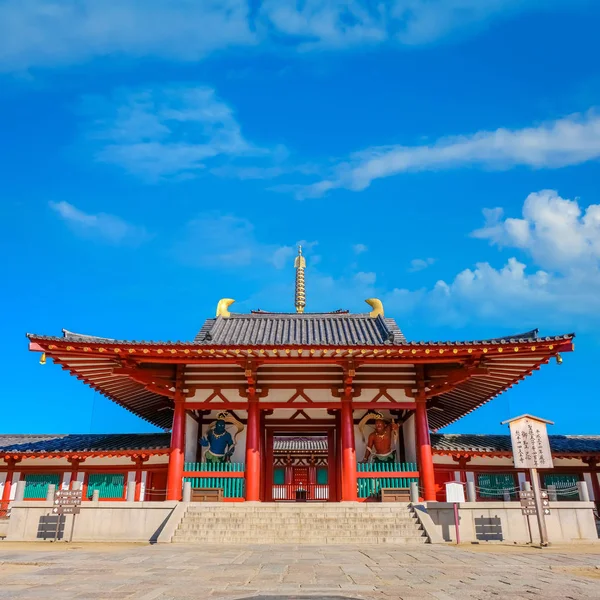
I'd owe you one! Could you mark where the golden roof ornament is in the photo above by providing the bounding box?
[365,298,384,318]
[294,245,306,314]
[216,298,235,318]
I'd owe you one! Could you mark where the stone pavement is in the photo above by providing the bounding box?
[0,541,599,600]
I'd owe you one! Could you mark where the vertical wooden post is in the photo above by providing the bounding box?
[133,456,148,502]
[340,398,357,501]
[585,460,600,507]
[264,428,274,502]
[327,427,336,502]
[67,458,81,490]
[416,392,436,502]
[245,398,261,501]
[1,459,16,510]
[167,370,186,501]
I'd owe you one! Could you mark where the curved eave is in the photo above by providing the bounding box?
[27,334,574,361]
[27,333,574,430]
[428,352,559,431]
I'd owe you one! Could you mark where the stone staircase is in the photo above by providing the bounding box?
[172,502,428,544]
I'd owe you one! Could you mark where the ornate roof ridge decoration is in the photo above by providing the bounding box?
[294,245,306,314]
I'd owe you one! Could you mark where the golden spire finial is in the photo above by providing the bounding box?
[294,245,306,313]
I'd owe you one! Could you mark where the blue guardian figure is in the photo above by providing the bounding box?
[200,411,244,464]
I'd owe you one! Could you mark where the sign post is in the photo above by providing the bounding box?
[501,414,554,547]
[53,489,82,543]
[445,481,466,544]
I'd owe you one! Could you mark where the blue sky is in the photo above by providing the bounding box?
[2,0,599,436]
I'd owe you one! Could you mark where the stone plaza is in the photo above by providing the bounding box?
[0,541,599,600]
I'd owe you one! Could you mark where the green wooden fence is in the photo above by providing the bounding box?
[543,473,581,500]
[477,472,517,500]
[23,473,60,499]
[356,462,418,499]
[183,462,245,499]
[86,473,125,499]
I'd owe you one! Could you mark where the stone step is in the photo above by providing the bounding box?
[172,535,426,544]
[172,503,426,545]
[177,524,422,532]
[184,516,415,521]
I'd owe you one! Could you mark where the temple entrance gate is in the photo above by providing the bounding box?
[264,426,338,502]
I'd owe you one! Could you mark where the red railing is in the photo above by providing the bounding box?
[0,501,9,519]
[272,484,329,501]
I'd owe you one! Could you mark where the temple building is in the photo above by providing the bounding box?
[2,248,599,517]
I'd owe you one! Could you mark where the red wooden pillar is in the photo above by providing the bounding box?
[416,395,436,501]
[134,456,148,501]
[340,398,357,501]
[245,399,261,501]
[327,428,336,502]
[167,395,186,501]
[67,458,81,490]
[1,458,18,510]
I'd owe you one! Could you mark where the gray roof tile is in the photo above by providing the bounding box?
[195,313,405,346]
[0,433,171,454]
[431,433,600,455]
[273,437,328,452]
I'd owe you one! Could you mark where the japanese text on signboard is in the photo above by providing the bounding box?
[509,418,553,469]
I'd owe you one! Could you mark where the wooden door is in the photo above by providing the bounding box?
[146,470,167,501]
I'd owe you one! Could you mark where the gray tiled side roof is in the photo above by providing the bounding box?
[273,437,328,452]
[431,434,600,455]
[0,433,171,454]
[195,313,405,346]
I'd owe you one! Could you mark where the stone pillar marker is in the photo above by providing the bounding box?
[126,481,136,502]
[577,481,590,502]
[466,481,476,502]
[183,481,192,503]
[46,484,56,504]
[15,480,26,502]
[409,481,419,503]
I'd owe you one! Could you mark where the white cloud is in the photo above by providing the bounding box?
[297,110,600,197]
[83,85,270,180]
[0,1,574,72]
[409,257,435,272]
[384,190,600,327]
[472,190,600,271]
[353,243,368,254]
[173,213,296,271]
[49,201,149,245]
[0,0,255,72]
[354,271,376,285]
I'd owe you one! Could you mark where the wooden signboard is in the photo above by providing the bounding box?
[506,415,553,470]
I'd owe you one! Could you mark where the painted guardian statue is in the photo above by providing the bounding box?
[200,411,244,463]
[359,411,399,464]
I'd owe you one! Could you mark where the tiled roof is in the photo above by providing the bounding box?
[3,433,597,457]
[0,433,170,454]
[273,437,328,452]
[194,313,406,346]
[431,434,600,455]
[31,326,575,349]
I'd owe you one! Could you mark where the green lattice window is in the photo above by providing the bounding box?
[543,473,580,500]
[273,468,285,484]
[316,468,328,485]
[86,473,125,499]
[23,473,60,499]
[477,473,517,499]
